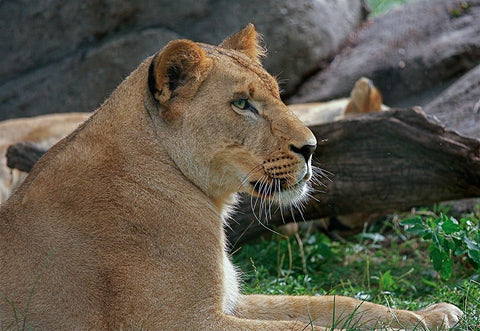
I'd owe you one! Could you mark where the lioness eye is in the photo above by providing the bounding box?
[231,98,259,115]
[232,98,247,109]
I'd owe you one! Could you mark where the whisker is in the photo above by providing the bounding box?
[310,165,334,189]
[200,165,211,193]
[268,179,277,221]
[239,164,264,188]
[273,204,280,217]
[213,168,228,196]
[265,178,275,221]
[289,205,297,224]
[262,177,270,222]
[305,190,320,203]
[311,163,334,181]
[242,160,325,235]
[252,177,265,211]
[294,199,307,223]
[279,203,286,224]
[248,176,283,237]
[250,181,260,222]
[256,216,282,237]
[257,177,267,222]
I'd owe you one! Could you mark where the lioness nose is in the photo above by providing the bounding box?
[289,143,316,162]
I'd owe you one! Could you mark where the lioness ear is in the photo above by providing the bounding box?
[345,77,383,116]
[219,23,265,64]
[148,39,212,107]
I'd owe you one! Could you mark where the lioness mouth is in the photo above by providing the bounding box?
[250,179,300,197]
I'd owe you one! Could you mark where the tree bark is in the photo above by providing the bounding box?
[227,108,480,244]
[6,142,45,172]
[6,108,480,245]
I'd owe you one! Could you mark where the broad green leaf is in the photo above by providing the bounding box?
[443,238,455,252]
[429,244,454,279]
[463,236,480,251]
[441,219,461,234]
[440,258,454,280]
[429,246,445,272]
[468,249,480,264]
[422,232,433,240]
[401,218,427,235]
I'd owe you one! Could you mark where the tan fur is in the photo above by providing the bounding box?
[0,113,91,203]
[288,77,387,126]
[344,77,384,116]
[0,25,461,330]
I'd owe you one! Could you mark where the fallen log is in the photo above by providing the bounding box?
[227,107,480,244]
[6,108,480,245]
[6,142,45,173]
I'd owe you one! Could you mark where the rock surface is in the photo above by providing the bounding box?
[424,64,480,138]
[290,0,480,109]
[0,0,366,120]
[0,0,209,83]
[1,28,180,120]
[182,0,367,94]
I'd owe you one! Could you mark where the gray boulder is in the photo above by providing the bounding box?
[181,0,367,94]
[290,0,480,107]
[0,0,209,83]
[424,64,480,138]
[0,28,180,119]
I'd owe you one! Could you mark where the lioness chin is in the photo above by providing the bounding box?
[0,24,461,330]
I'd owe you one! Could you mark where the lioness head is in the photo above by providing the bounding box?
[145,24,316,209]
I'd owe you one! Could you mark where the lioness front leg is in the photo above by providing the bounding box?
[234,294,462,330]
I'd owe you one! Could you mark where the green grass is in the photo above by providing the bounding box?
[367,0,414,16]
[232,207,480,330]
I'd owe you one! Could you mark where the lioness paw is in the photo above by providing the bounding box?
[417,303,463,329]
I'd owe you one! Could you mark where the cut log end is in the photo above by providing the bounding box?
[6,141,46,173]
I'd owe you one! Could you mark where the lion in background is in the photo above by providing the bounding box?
[0,25,461,330]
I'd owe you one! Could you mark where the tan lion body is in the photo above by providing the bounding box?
[0,25,461,330]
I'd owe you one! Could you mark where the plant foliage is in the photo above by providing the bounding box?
[401,212,480,280]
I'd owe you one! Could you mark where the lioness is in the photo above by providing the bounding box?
[0,25,461,330]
